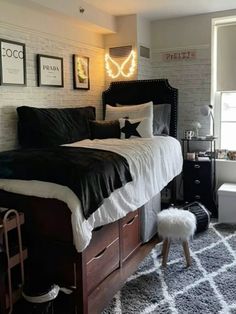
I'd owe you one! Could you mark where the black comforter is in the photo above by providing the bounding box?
[0,146,132,219]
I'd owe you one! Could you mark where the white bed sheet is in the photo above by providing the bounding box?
[0,136,182,252]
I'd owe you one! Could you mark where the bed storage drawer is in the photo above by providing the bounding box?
[86,221,119,262]
[120,209,141,262]
[86,238,120,293]
[85,221,119,293]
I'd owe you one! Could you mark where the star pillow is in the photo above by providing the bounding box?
[119,117,153,139]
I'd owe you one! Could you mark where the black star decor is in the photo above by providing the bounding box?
[121,119,141,139]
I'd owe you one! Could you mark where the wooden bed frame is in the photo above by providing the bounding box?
[0,79,178,314]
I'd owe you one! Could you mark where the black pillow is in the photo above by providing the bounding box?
[89,120,120,139]
[17,106,96,148]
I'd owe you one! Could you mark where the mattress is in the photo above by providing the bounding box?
[0,136,183,252]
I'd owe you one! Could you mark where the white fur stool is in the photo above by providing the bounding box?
[157,208,196,267]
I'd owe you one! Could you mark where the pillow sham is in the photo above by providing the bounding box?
[119,117,153,139]
[105,102,153,121]
[153,104,171,135]
[17,106,96,148]
[116,102,171,135]
[89,120,120,139]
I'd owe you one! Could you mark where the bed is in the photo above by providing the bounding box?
[0,79,182,313]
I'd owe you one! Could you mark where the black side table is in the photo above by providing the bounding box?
[181,137,217,217]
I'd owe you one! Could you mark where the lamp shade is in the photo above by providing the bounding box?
[200,105,211,116]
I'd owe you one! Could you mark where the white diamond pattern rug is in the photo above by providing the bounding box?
[102,223,236,314]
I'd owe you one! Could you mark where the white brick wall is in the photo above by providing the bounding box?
[0,23,105,151]
[138,56,152,80]
[151,45,211,143]
[0,21,213,153]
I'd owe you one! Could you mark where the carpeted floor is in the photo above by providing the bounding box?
[103,223,236,314]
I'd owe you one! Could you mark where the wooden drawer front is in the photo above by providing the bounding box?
[121,210,141,262]
[86,221,119,263]
[86,238,119,294]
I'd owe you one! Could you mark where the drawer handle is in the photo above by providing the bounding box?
[125,216,136,226]
[94,247,107,259]
[194,164,200,169]
[194,195,201,200]
[194,180,200,184]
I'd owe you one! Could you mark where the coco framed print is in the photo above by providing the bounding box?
[0,39,26,86]
[37,54,64,87]
[73,55,90,90]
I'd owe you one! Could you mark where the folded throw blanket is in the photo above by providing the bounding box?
[0,146,132,219]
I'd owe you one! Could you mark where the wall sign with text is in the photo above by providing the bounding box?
[162,50,196,62]
[0,39,26,86]
[37,54,64,87]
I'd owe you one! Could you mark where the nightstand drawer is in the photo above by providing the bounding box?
[184,191,213,208]
[185,188,211,201]
[183,160,212,178]
[184,176,212,190]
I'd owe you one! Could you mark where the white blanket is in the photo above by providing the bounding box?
[0,136,182,252]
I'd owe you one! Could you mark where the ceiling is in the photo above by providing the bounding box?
[83,0,236,20]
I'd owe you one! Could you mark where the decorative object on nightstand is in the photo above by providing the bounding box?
[181,137,217,217]
[184,130,194,140]
[157,208,196,267]
[192,121,202,138]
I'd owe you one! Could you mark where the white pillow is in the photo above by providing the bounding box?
[119,117,153,139]
[105,102,153,121]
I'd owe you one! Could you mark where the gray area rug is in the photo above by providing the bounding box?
[103,223,236,314]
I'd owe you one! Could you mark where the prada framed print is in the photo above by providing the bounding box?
[0,39,26,86]
[37,54,64,87]
[73,55,90,90]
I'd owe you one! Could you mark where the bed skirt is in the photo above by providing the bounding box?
[140,192,161,243]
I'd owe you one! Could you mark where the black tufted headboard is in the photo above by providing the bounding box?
[102,79,178,138]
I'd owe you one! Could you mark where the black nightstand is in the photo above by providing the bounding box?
[182,138,217,217]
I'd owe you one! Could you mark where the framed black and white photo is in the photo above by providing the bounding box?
[37,54,64,87]
[73,55,90,90]
[0,39,26,86]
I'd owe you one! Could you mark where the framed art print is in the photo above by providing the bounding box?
[73,55,90,90]
[0,39,26,86]
[37,54,64,87]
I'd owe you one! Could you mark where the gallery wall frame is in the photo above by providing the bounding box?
[0,38,26,86]
[37,54,64,87]
[73,54,90,90]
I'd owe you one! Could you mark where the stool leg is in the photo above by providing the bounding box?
[162,239,171,267]
[182,241,191,267]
